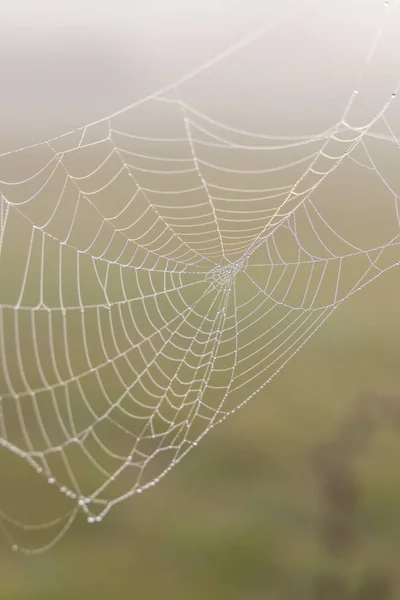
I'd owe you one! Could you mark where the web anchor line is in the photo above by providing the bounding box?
[0,0,400,552]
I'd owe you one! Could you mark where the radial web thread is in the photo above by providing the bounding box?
[0,0,400,552]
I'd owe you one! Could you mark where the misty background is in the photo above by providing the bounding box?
[1,0,400,598]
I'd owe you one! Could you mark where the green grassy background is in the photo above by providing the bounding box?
[0,264,399,600]
[1,56,400,597]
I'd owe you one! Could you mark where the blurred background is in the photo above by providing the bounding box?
[1,0,400,598]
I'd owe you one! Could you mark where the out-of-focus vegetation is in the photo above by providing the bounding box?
[0,265,399,600]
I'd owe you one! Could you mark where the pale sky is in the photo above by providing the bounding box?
[0,0,398,146]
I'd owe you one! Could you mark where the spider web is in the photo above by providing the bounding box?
[0,0,400,553]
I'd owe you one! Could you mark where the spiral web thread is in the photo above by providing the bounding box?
[0,1,400,553]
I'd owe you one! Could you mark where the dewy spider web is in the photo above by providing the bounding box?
[0,0,400,552]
